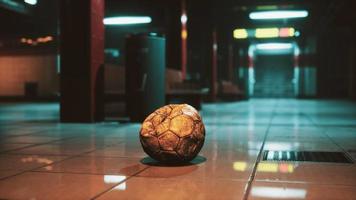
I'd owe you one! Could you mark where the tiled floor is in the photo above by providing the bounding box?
[0,99,355,200]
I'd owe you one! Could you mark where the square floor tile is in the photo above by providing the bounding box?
[97,177,247,200]
[0,143,35,153]
[249,181,356,200]
[0,154,67,172]
[34,156,147,176]
[255,162,356,186]
[9,143,96,156]
[0,170,22,179]
[0,172,118,199]
[0,135,67,144]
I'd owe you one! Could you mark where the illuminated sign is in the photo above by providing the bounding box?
[233,27,297,39]
[255,28,279,38]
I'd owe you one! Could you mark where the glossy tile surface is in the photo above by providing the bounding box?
[249,181,356,200]
[97,177,247,200]
[0,99,355,199]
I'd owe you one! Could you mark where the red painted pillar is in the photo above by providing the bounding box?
[181,0,187,80]
[60,0,105,122]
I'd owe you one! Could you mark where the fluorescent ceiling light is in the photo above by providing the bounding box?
[103,16,152,25]
[256,43,293,50]
[249,10,308,20]
[24,0,37,5]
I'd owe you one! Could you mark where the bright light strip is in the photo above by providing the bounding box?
[103,16,152,25]
[233,29,248,39]
[255,28,279,38]
[251,187,307,199]
[256,43,293,50]
[249,10,308,20]
[24,0,37,5]
[104,175,126,184]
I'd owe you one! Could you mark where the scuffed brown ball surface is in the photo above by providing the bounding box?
[139,104,205,163]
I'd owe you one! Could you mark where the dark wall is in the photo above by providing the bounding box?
[186,0,214,85]
[254,54,294,97]
[316,31,351,98]
[104,0,180,68]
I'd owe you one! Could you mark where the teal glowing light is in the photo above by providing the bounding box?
[24,0,37,5]
[103,16,152,25]
[256,43,293,50]
[249,10,308,20]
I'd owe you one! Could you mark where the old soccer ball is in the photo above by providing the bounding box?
[139,104,205,163]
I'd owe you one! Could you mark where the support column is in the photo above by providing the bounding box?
[181,0,187,80]
[186,0,214,99]
[60,0,105,123]
[210,30,218,101]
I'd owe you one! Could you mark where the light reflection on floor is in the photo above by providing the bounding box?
[0,99,355,199]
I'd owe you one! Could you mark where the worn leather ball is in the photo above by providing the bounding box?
[139,104,205,163]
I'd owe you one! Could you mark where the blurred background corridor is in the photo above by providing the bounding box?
[0,0,355,199]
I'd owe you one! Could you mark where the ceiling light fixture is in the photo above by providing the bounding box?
[249,10,308,20]
[24,0,37,5]
[256,43,293,50]
[103,16,152,25]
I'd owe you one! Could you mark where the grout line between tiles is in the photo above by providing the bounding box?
[0,128,59,138]
[0,139,128,181]
[90,166,151,200]
[303,113,355,163]
[28,170,129,176]
[0,136,81,155]
[242,99,279,200]
[0,148,99,181]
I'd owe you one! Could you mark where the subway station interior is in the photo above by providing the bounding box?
[0,0,356,199]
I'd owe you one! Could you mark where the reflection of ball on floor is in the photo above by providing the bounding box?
[140,104,205,163]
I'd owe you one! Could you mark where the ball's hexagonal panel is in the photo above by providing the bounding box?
[151,114,165,127]
[181,104,201,121]
[140,121,155,136]
[192,122,205,141]
[155,105,172,115]
[155,118,170,136]
[170,115,194,138]
[169,104,185,119]
[157,150,181,162]
[140,134,160,157]
[140,104,205,163]
[176,136,198,160]
[158,131,179,151]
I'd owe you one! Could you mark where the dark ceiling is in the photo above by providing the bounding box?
[0,0,354,40]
